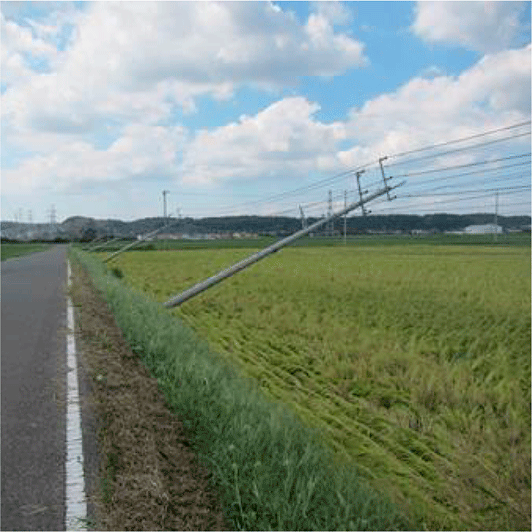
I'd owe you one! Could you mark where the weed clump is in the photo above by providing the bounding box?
[109,266,123,279]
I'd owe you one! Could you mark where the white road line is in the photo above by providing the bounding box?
[66,261,87,531]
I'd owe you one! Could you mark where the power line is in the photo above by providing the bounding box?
[181,120,531,219]
[403,184,530,198]
[399,152,531,178]
[338,170,528,202]
[419,170,528,189]
[387,131,531,169]
[207,163,379,217]
[405,158,530,185]
[339,160,530,199]
[386,120,531,161]
[370,186,530,213]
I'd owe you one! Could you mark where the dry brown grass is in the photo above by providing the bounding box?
[69,260,228,531]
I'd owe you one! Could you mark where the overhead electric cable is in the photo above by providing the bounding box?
[406,159,530,184]
[399,152,531,178]
[184,120,531,219]
[386,120,531,160]
[403,184,530,198]
[419,172,529,193]
[387,131,531,168]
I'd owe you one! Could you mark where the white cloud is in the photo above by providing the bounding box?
[342,44,531,165]
[1,1,367,144]
[412,1,529,53]
[1,1,367,198]
[180,45,530,188]
[0,13,58,84]
[182,97,346,185]
[2,2,529,215]
[2,124,185,193]
[310,1,354,26]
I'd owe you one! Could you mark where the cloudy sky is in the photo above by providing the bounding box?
[1,1,531,223]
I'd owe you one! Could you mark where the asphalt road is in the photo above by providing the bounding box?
[1,245,69,531]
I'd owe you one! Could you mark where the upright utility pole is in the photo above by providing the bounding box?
[494,190,499,243]
[299,205,307,230]
[327,190,333,237]
[162,190,170,222]
[343,191,347,245]
[49,204,57,239]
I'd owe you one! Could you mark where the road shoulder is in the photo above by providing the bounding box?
[69,258,228,531]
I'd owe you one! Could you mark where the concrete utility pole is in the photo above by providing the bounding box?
[344,191,347,245]
[104,220,178,263]
[83,234,106,250]
[299,205,307,230]
[163,180,404,308]
[327,190,333,237]
[379,157,396,201]
[88,236,126,252]
[162,190,170,222]
[494,190,499,243]
[356,170,369,216]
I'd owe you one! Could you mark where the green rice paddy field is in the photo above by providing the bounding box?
[107,242,531,530]
[1,242,50,261]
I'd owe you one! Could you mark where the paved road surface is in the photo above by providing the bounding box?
[1,245,69,531]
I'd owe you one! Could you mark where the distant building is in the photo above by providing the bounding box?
[464,224,503,234]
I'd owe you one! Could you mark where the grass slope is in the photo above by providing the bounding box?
[69,260,228,530]
[71,247,412,531]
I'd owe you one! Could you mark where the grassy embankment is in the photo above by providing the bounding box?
[108,241,531,530]
[70,246,412,531]
[1,242,51,261]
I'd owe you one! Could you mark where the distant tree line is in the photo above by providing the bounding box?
[52,213,532,238]
[3,213,530,242]
[178,213,531,236]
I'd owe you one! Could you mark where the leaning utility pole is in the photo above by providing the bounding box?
[87,235,124,252]
[104,220,178,263]
[356,170,370,216]
[164,180,404,308]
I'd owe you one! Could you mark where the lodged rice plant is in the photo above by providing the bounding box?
[99,242,530,530]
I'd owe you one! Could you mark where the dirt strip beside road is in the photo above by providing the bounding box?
[70,259,228,531]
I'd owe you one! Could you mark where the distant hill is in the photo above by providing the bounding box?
[2,213,530,241]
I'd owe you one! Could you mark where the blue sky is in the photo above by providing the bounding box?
[1,1,530,223]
